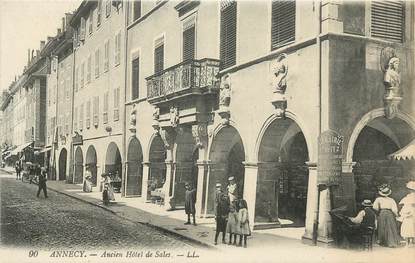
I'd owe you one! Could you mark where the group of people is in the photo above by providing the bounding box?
[14,161,48,198]
[349,181,415,247]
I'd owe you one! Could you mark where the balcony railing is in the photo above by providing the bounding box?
[146,58,220,101]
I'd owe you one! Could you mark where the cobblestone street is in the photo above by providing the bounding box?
[0,172,196,250]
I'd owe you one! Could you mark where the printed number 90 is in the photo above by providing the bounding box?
[28,250,38,257]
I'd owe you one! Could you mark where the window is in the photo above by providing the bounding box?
[220,1,237,69]
[93,96,99,127]
[97,0,102,27]
[106,0,111,17]
[89,9,93,35]
[86,100,91,129]
[104,40,109,72]
[131,57,140,100]
[95,49,100,78]
[75,67,79,92]
[183,19,196,61]
[81,62,85,88]
[133,0,141,21]
[271,0,296,50]
[103,91,109,124]
[113,87,120,121]
[154,37,164,74]
[79,103,84,131]
[74,107,78,132]
[371,0,404,42]
[80,17,86,41]
[65,113,70,135]
[114,31,122,66]
[87,55,92,83]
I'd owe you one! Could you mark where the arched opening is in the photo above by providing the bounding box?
[105,142,122,193]
[126,137,144,196]
[352,116,415,203]
[173,127,199,207]
[148,136,167,200]
[208,126,245,215]
[58,148,67,181]
[74,147,83,184]
[256,118,309,227]
[86,145,98,186]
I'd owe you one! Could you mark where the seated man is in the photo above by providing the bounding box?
[348,199,377,229]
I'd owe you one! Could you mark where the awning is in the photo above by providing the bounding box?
[35,147,51,154]
[10,142,33,156]
[388,139,415,160]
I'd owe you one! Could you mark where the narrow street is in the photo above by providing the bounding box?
[0,171,196,250]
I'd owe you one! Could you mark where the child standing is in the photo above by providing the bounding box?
[226,203,240,245]
[238,199,251,248]
[399,181,415,246]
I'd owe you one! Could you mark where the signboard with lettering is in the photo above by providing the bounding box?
[72,133,83,146]
[317,130,344,186]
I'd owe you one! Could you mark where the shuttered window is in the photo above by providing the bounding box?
[79,103,84,131]
[132,57,140,100]
[86,100,91,129]
[133,0,141,21]
[183,25,195,61]
[371,0,404,42]
[95,49,100,78]
[220,1,237,70]
[89,9,93,35]
[154,42,164,74]
[97,0,102,27]
[271,0,296,50]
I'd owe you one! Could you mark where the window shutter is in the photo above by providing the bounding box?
[371,0,404,42]
[106,0,111,17]
[271,0,296,50]
[183,25,195,61]
[97,0,102,26]
[103,92,109,124]
[220,1,237,70]
[132,57,140,99]
[104,40,109,72]
[87,55,91,83]
[89,10,93,34]
[81,62,85,88]
[79,104,84,130]
[95,49,100,78]
[93,96,99,126]
[154,43,164,74]
[86,100,91,128]
[113,88,120,121]
[80,18,86,40]
[133,0,141,21]
[74,107,78,132]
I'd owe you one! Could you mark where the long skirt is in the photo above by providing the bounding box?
[377,209,401,247]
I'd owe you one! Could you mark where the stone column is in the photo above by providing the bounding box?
[195,160,209,217]
[317,186,334,245]
[141,161,150,202]
[302,162,318,242]
[163,155,175,211]
[243,162,258,231]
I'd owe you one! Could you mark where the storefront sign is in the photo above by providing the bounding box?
[72,133,83,146]
[317,130,344,186]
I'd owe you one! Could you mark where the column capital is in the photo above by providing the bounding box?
[242,161,258,168]
[342,162,356,173]
[305,161,317,170]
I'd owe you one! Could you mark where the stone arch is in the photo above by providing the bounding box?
[74,146,83,184]
[86,145,98,186]
[126,136,144,196]
[58,148,67,181]
[105,142,122,193]
[147,135,167,200]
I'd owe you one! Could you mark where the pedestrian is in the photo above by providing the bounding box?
[237,199,251,248]
[184,182,197,225]
[373,184,401,247]
[101,173,115,201]
[83,166,93,192]
[227,176,238,206]
[214,183,229,245]
[226,202,240,246]
[28,163,35,184]
[348,199,377,229]
[398,181,415,247]
[36,167,48,198]
[14,161,21,180]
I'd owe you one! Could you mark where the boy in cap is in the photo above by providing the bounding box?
[184,182,197,225]
[214,183,229,245]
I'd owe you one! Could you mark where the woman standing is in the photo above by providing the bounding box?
[398,181,415,246]
[373,184,401,247]
[238,199,251,248]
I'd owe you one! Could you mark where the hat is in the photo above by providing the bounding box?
[41,167,47,172]
[406,181,415,191]
[378,184,392,197]
[228,176,235,181]
[361,200,373,207]
[216,183,222,188]
[185,182,190,187]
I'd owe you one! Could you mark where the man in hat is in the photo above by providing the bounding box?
[37,167,48,198]
[214,183,229,245]
[184,182,197,225]
[348,200,376,229]
[227,177,238,206]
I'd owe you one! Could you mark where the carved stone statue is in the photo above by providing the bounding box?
[384,57,401,98]
[129,104,137,134]
[170,106,179,128]
[273,54,288,94]
[219,74,231,108]
[380,47,402,119]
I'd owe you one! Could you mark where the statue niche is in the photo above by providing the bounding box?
[217,74,231,125]
[271,54,288,118]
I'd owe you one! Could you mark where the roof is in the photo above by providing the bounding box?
[388,139,415,160]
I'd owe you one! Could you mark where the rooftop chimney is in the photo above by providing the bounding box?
[57,28,62,35]
[62,17,66,32]
[40,41,45,50]
[27,49,31,64]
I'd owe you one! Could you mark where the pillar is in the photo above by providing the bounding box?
[195,160,208,217]
[317,187,333,244]
[243,162,258,231]
[163,153,174,210]
[141,161,150,202]
[302,162,318,242]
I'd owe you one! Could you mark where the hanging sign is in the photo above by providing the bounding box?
[317,130,344,186]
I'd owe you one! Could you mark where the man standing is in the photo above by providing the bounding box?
[14,161,21,180]
[214,183,229,245]
[37,167,48,198]
[184,182,197,225]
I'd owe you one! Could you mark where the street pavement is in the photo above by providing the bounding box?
[0,173,195,250]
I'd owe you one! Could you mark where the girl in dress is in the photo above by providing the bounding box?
[373,184,401,247]
[238,199,251,248]
[399,181,415,246]
[226,203,240,246]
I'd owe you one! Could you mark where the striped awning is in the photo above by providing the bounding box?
[10,142,33,156]
[388,139,415,160]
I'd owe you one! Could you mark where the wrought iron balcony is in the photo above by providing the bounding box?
[146,58,220,103]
